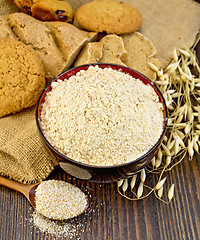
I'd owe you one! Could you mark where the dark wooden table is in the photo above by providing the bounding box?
[0,152,199,240]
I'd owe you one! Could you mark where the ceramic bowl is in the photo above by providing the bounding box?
[36,63,168,182]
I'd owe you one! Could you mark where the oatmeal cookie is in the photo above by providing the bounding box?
[75,0,142,34]
[0,38,45,117]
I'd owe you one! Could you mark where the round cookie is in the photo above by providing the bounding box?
[0,38,45,118]
[75,0,143,34]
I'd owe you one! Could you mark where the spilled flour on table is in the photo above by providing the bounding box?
[30,211,83,239]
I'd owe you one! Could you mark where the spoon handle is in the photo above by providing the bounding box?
[0,176,28,196]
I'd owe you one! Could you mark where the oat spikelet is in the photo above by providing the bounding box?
[117,179,124,188]
[176,114,183,123]
[151,156,156,168]
[166,61,180,73]
[122,179,128,193]
[177,135,185,148]
[171,92,180,98]
[173,137,179,155]
[131,175,137,189]
[157,69,164,78]
[166,156,171,166]
[188,139,194,159]
[187,107,194,123]
[157,148,162,160]
[193,140,199,153]
[163,135,168,142]
[161,143,171,156]
[178,48,190,58]
[155,158,162,168]
[148,62,159,72]
[173,48,178,62]
[158,186,164,198]
[178,66,193,81]
[137,181,143,198]
[168,184,175,202]
[167,139,175,150]
[184,123,190,134]
[140,169,146,182]
[155,80,168,86]
[155,177,167,190]
[176,130,185,139]
[194,134,199,142]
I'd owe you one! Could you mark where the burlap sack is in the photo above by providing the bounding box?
[0,107,58,183]
[0,0,199,183]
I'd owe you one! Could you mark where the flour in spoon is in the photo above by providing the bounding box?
[35,180,88,220]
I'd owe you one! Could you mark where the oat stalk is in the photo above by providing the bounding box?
[117,31,200,203]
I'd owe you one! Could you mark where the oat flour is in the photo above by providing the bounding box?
[40,66,164,166]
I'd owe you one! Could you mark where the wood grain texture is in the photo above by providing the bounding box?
[0,154,199,240]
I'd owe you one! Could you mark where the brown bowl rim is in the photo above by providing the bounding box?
[36,63,168,170]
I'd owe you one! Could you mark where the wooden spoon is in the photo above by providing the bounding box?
[0,176,39,208]
[0,176,89,220]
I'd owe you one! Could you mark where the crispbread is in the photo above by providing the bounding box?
[121,32,161,81]
[98,35,128,66]
[0,38,45,118]
[75,0,142,34]
[45,21,98,71]
[74,42,103,67]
